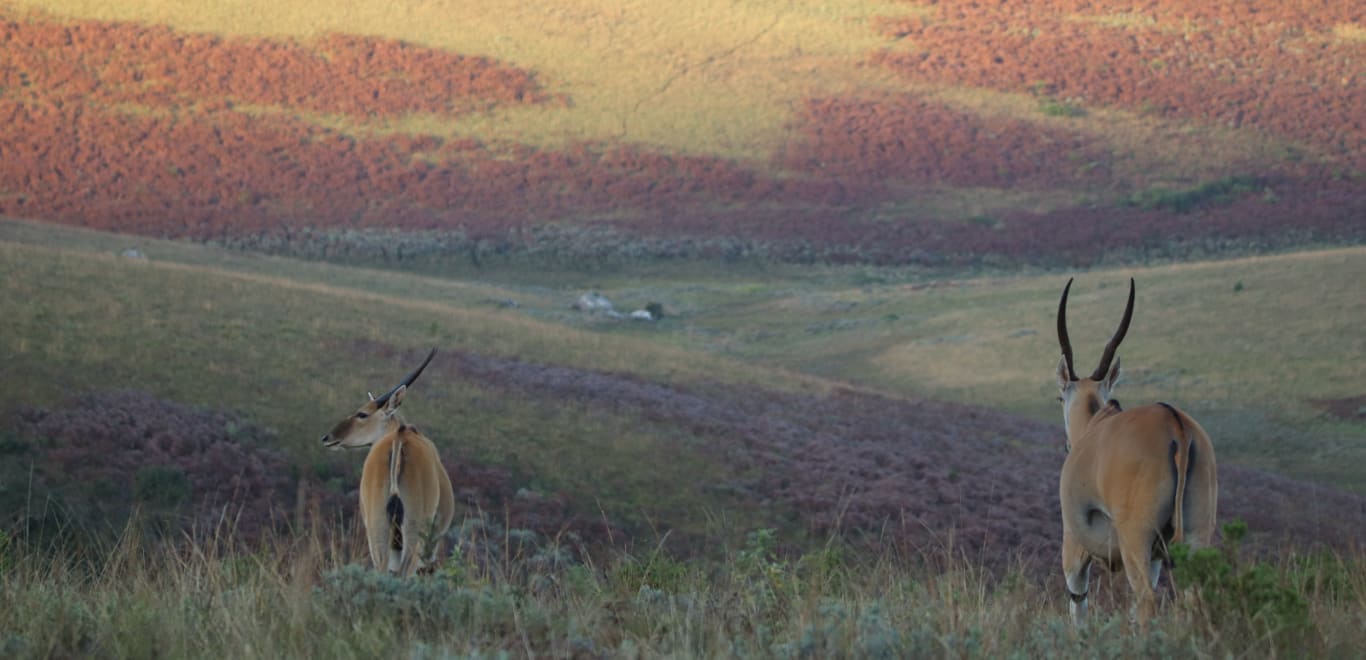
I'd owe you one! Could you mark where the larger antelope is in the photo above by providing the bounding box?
[321,348,455,576]
[1054,279,1217,626]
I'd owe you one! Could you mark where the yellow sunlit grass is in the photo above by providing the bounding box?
[17,0,921,162]
[1333,22,1366,43]
[1065,12,1205,37]
[919,84,1313,187]
[13,0,1339,208]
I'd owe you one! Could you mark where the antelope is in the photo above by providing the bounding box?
[321,348,455,576]
[1054,279,1217,627]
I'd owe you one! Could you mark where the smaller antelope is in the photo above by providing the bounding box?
[321,348,455,576]
[1055,279,1217,627]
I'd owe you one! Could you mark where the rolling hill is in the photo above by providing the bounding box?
[0,0,1361,266]
[3,219,1362,567]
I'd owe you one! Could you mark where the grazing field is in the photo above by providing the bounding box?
[3,0,1365,654]
[3,219,1364,654]
[3,219,1363,552]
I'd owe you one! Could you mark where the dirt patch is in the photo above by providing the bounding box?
[1313,395,1366,422]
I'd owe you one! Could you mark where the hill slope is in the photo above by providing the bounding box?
[1,1,1362,264]
[3,220,1362,564]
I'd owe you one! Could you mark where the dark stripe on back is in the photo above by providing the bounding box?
[1156,402,1185,433]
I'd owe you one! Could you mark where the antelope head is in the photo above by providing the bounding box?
[321,348,436,450]
[1055,278,1134,447]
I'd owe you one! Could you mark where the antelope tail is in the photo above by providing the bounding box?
[1159,403,1191,545]
[388,429,405,499]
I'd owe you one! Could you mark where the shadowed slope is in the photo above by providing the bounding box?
[365,342,1366,567]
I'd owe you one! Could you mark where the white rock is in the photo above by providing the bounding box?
[573,291,614,312]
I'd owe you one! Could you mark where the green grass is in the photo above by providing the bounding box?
[4,218,1363,497]
[1037,97,1086,118]
[530,245,1366,492]
[0,219,825,540]
[2,217,1364,655]
[1122,175,1264,213]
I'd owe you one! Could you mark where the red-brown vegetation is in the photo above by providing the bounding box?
[782,95,1114,193]
[874,0,1366,170]
[0,12,549,118]
[4,390,625,554]
[6,390,302,546]
[0,5,1361,265]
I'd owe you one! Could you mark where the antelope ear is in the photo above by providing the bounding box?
[1056,356,1073,389]
[1101,356,1122,391]
[383,385,407,415]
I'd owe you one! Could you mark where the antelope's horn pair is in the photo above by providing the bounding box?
[372,348,437,406]
[1056,278,1135,382]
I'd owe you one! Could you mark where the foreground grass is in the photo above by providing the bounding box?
[2,523,1362,659]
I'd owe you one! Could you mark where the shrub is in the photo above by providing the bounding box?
[133,466,190,508]
[1171,520,1311,646]
[316,564,518,635]
[1122,176,1262,213]
[610,549,692,595]
[1038,97,1085,117]
[8,391,309,548]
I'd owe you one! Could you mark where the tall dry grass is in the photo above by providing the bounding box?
[2,517,1362,658]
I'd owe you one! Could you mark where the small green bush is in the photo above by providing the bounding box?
[610,550,691,594]
[316,564,518,634]
[734,528,792,608]
[1038,98,1085,117]
[1171,520,1311,645]
[1123,175,1262,213]
[132,466,190,508]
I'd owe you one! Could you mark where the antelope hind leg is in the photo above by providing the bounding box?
[1062,533,1092,625]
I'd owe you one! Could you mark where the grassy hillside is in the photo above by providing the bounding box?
[4,217,1363,521]
[3,220,1364,655]
[2,1,1361,263]
[0,219,841,545]
[3,2,1364,654]
[456,240,1366,492]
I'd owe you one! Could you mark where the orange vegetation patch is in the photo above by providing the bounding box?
[874,0,1366,169]
[0,10,550,118]
[783,95,1113,194]
[0,6,1361,265]
[0,8,813,239]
